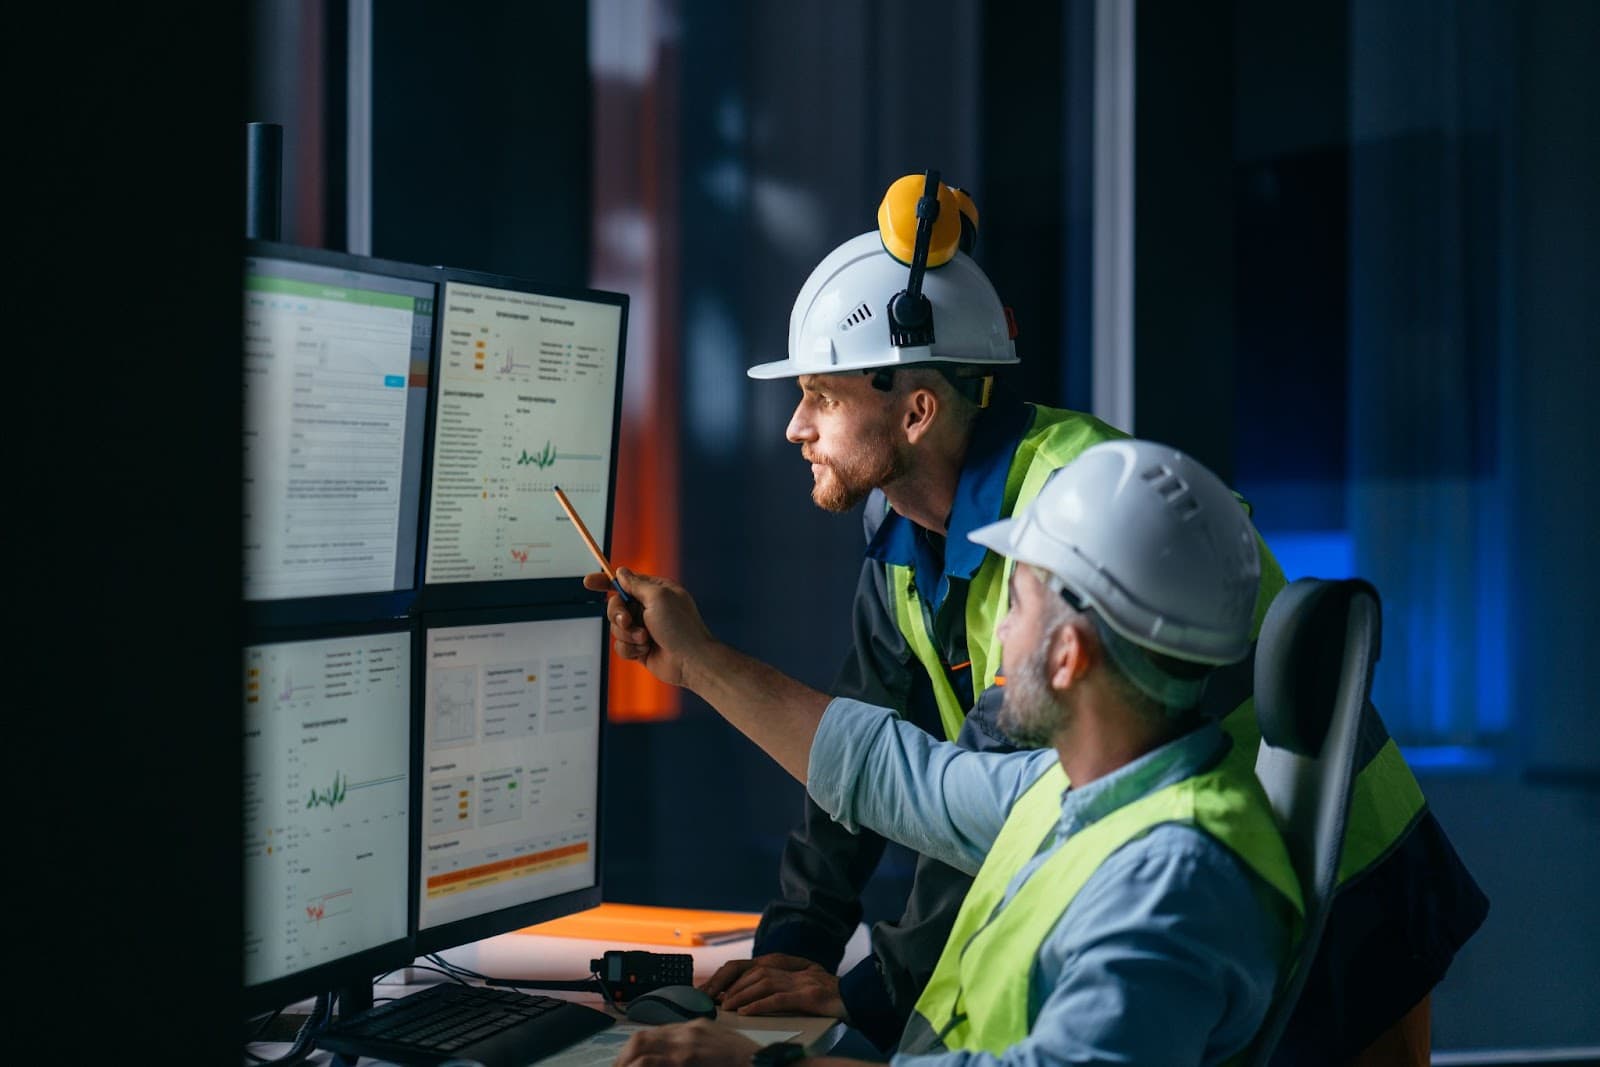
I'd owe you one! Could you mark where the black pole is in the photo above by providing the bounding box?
[245,122,283,241]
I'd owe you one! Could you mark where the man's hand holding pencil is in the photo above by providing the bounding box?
[554,483,720,684]
[561,486,831,779]
[582,568,714,689]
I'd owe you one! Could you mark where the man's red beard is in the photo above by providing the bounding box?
[803,431,906,513]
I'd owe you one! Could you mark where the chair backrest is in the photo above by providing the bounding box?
[1246,577,1383,1067]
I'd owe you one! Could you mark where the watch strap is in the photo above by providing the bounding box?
[751,1040,807,1066]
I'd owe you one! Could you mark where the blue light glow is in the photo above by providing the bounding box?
[1397,746,1501,773]
[1259,526,1510,752]
[1258,529,1355,581]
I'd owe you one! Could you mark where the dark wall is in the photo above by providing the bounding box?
[1426,777,1600,1047]
[1133,0,1238,481]
[978,2,1071,410]
[371,3,590,284]
[1202,0,1599,1050]
[1433,12,1600,1042]
[14,5,243,1060]
[1512,0,1600,777]
[1230,0,1350,526]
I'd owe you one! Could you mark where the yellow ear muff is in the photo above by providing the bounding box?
[877,173,964,267]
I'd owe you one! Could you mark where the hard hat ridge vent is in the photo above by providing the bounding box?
[1140,463,1201,519]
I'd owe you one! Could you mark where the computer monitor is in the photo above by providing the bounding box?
[243,241,440,622]
[413,605,606,956]
[242,623,417,1017]
[419,268,628,608]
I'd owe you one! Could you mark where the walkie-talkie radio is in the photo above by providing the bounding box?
[590,949,696,1002]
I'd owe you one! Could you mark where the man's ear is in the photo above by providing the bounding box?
[1050,619,1094,692]
[901,384,941,445]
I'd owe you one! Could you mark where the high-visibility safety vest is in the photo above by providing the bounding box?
[885,403,1425,886]
[902,757,1304,1056]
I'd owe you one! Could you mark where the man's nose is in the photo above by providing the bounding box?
[785,405,814,444]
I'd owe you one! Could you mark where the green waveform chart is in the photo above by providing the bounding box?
[516,442,605,470]
[307,771,348,810]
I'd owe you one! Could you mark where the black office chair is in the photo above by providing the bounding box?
[1245,577,1383,1067]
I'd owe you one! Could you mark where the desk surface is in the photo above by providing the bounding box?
[430,927,861,1049]
[433,924,868,992]
[246,927,868,1064]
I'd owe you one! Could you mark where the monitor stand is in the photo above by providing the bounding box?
[325,981,377,1066]
[339,979,374,1019]
[246,1011,316,1044]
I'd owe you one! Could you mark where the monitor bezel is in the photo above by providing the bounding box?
[416,266,629,611]
[242,240,444,628]
[241,615,422,1020]
[411,600,608,958]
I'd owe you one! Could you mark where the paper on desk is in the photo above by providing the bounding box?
[735,1028,802,1043]
[533,1023,641,1067]
[536,1023,803,1066]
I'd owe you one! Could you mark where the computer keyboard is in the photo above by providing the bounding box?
[315,982,616,1066]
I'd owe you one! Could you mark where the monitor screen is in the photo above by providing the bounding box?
[414,607,605,955]
[421,271,627,605]
[242,625,416,1016]
[243,242,438,606]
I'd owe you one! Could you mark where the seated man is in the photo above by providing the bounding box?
[591,439,1305,1066]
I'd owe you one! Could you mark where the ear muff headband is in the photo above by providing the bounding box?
[947,185,979,255]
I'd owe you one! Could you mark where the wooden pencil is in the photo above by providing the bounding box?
[552,485,615,581]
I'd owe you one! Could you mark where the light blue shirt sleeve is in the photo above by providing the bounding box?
[890,825,1290,1067]
[806,697,1059,876]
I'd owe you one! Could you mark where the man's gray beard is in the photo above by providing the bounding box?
[997,640,1069,749]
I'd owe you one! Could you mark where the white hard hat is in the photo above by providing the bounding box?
[746,230,1019,380]
[969,439,1261,665]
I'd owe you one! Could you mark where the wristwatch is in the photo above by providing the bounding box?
[750,1041,807,1066]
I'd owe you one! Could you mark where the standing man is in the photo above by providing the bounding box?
[599,438,1303,1066]
[704,172,1485,1063]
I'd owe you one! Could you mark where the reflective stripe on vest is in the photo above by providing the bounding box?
[888,405,1129,740]
[905,758,1304,1055]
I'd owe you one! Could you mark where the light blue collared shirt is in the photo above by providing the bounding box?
[807,698,1292,1066]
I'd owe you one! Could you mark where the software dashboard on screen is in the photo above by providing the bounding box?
[416,612,604,949]
[242,247,437,602]
[242,627,413,1007]
[423,276,625,590]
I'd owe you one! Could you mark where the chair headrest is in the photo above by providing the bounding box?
[1255,578,1382,757]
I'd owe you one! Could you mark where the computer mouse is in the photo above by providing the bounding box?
[624,984,718,1024]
